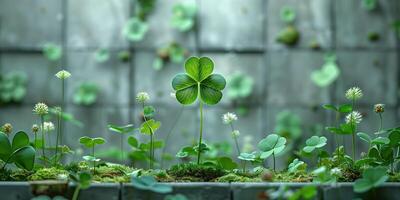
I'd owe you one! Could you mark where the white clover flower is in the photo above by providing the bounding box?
[345,111,363,124]
[2,123,13,135]
[222,112,238,124]
[136,92,150,103]
[32,124,39,134]
[231,130,240,138]
[55,70,71,79]
[33,102,49,116]
[374,104,385,113]
[57,173,68,180]
[330,167,342,177]
[345,87,363,101]
[42,122,55,132]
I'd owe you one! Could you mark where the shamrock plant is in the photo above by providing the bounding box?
[288,158,307,173]
[153,42,188,71]
[94,48,110,63]
[43,43,62,61]
[122,17,149,42]
[0,71,27,104]
[238,152,258,172]
[108,124,134,160]
[257,134,287,171]
[69,172,92,200]
[354,167,388,193]
[171,1,197,32]
[0,131,35,170]
[226,71,254,101]
[311,53,340,88]
[303,136,327,153]
[136,92,161,169]
[172,56,226,164]
[79,136,106,174]
[131,175,172,194]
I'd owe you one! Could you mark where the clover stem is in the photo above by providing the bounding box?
[72,185,81,200]
[92,145,95,174]
[197,101,204,165]
[161,105,184,168]
[335,111,340,148]
[120,134,124,161]
[230,123,241,156]
[243,161,246,173]
[378,113,383,133]
[142,102,154,169]
[272,152,276,172]
[55,109,61,166]
[41,115,46,166]
[351,123,356,162]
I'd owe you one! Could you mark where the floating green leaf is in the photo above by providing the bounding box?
[226,71,254,100]
[73,82,99,106]
[94,48,110,63]
[43,43,62,61]
[311,53,340,88]
[122,17,149,42]
[0,71,27,104]
[280,6,296,23]
[172,57,226,105]
[171,2,197,32]
[362,0,377,11]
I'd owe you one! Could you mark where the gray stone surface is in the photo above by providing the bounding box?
[266,0,332,49]
[0,0,63,48]
[0,53,62,104]
[335,0,400,49]
[267,51,330,106]
[199,0,265,50]
[66,51,131,105]
[67,0,130,48]
[334,51,398,106]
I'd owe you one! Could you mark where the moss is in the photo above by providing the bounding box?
[28,167,69,181]
[339,167,361,182]
[140,169,175,182]
[273,171,312,182]
[276,25,300,46]
[92,164,135,183]
[11,169,33,181]
[167,163,226,182]
[0,167,13,181]
[216,173,261,182]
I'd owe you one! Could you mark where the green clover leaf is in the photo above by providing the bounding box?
[226,71,254,100]
[288,158,307,173]
[303,136,327,153]
[171,2,197,32]
[172,56,226,105]
[238,152,257,161]
[79,136,106,148]
[257,134,287,159]
[140,119,161,135]
[280,6,296,23]
[0,131,35,170]
[354,167,388,193]
[122,17,149,42]
[43,43,62,61]
[311,54,340,88]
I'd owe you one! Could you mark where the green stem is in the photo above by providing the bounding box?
[272,152,276,172]
[40,116,46,166]
[92,146,95,174]
[230,123,241,155]
[351,124,356,162]
[72,185,81,200]
[142,103,154,169]
[60,79,64,146]
[243,161,246,173]
[378,113,383,133]
[55,110,61,166]
[197,101,204,165]
[160,106,184,168]
[335,111,340,148]
[120,134,124,161]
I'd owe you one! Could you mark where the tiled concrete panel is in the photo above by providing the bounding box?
[199,0,264,50]
[335,51,398,106]
[0,0,62,48]
[133,0,196,49]
[267,51,330,106]
[335,0,400,48]
[266,0,332,49]
[67,0,129,48]
[0,106,38,140]
[201,107,264,156]
[132,105,197,167]
[64,106,130,154]
[133,51,192,104]
[0,53,62,105]
[202,53,266,105]
[66,51,130,105]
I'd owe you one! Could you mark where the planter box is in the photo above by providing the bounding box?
[0,182,33,200]
[322,183,400,200]
[231,182,323,200]
[122,183,231,200]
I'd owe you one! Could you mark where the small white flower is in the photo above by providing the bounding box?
[345,111,362,124]
[345,87,363,101]
[374,104,385,113]
[330,167,342,176]
[136,92,150,103]
[222,112,238,124]
[55,70,71,79]
[170,92,176,98]
[32,124,39,133]
[42,122,55,132]
[33,102,49,116]
[231,130,240,138]
[57,173,68,180]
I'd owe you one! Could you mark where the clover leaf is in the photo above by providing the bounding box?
[108,124,134,134]
[0,131,35,170]
[238,152,257,162]
[94,48,110,63]
[131,176,172,194]
[140,119,161,135]
[122,17,149,42]
[171,2,197,32]
[226,71,254,100]
[73,82,99,106]
[280,6,296,23]
[311,53,340,88]
[362,0,377,11]
[354,167,388,193]
[217,157,238,170]
[303,136,327,153]
[288,158,307,173]
[79,136,105,148]
[258,134,286,159]
[0,71,27,104]
[43,43,62,61]
[172,56,226,105]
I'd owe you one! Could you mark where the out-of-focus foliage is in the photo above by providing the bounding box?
[73,82,100,106]
[226,71,254,101]
[171,1,197,32]
[154,42,188,70]
[311,53,340,88]
[0,71,27,104]
[94,48,110,63]
[43,43,62,61]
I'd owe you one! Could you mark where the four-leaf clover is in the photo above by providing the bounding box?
[172,56,226,105]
